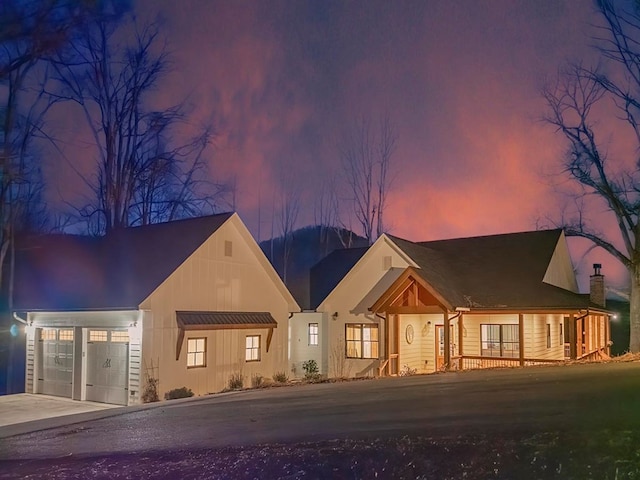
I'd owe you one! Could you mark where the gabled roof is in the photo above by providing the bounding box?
[309,246,368,309]
[14,213,234,311]
[386,229,593,310]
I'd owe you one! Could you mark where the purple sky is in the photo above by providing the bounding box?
[48,1,630,293]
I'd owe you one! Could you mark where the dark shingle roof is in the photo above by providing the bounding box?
[14,213,233,311]
[389,229,592,310]
[309,247,368,309]
[176,311,277,327]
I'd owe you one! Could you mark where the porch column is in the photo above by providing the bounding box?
[458,314,464,370]
[384,313,389,376]
[604,315,611,355]
[585,316,591,352]
[569,313,577,360]
[518,314,524,366]
[443,310,451,370]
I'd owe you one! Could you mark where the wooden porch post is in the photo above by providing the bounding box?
[569,313,577,360]
[585,316,590,352]
[458,314,464,370]
[605,314,611,355]
[384,313,389,376]
[443,310,451,370]
[518,313,524,366]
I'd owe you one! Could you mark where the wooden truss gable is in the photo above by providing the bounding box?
[370,266,453,314]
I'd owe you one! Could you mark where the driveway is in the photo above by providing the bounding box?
[1,361,639,460]
[0,394,120,429]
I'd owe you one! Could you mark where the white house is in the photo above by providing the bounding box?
[289,229,612,378]
[14,213,299,405]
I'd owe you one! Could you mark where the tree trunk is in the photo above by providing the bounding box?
[630,265,640,353]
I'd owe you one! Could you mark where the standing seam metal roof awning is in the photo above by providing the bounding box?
[175,311,278,360]
[176,311,278,327]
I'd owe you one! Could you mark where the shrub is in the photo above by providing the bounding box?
[164,386,194,400]
[142,377,160,403]
[251,373,264,388]
[272,371,289,383]
[228,372,244,390]
[302,359,320,380]
[399,364,417,376]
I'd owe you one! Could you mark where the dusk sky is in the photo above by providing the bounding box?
[49,1,628,291]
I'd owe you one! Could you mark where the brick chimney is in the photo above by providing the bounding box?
[589,263,606,307]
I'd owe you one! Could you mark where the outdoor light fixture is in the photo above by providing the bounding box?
[332,312,339,320]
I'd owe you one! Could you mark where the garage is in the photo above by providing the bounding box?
[86,330,130,406]
[37,328,74,398]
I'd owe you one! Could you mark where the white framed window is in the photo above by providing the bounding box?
[89,330,108,342]
[58,329,74,341]
[246,335,260,362]
[308,323,319,346]
[481,324,519,358]
[41,329,56,341]
[345,324,379,359]
[111,331,130,343]
[187,338,206,367]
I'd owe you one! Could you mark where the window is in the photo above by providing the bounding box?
[546,324,551,349]
[187,338,206,367]
[480,324,519,358]
[58,329,74,341]
[41,329,56,341]
[563,317,570,343]
[111,331,130,342]
[346,324,379,359]
[224,240,233,257]
[559,323,563,346]
[89,330,108,342]
[246,335,260,362]
[308,323,319,346]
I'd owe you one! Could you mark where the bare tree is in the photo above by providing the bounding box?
[50,15,225,234]
[277,168,301,284]
[0,1,106,301]
[542,0,640,352]
[340,114,397,245]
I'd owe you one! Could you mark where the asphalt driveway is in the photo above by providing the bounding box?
[1,361,639,461]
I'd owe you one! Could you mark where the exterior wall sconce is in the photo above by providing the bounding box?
[332,312,339,320]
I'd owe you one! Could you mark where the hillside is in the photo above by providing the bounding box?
[260,226,368,309]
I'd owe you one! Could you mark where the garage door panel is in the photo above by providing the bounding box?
[38,330,74,399]
[86,330,129,406]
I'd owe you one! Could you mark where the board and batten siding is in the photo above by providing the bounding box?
[318,236,413,378]
[289,311,327,378]
[139,217,293,398]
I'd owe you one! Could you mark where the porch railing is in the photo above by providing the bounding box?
[451,355,563,371]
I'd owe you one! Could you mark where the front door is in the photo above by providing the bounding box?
[435,325,455,370]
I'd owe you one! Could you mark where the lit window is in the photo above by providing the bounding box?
[41,329,56,341]
[187,338,206,367]
[559,323,563,346]
[111,331,130,342]
[308,323,319,346]
[346,324,379,359]
[246,335,260,362]
[481,324,519,358]
[89,330,108,342]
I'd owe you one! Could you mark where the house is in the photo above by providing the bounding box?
[289,229,612,378]
[13,213,299,405]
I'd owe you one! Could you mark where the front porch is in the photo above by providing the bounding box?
[370,268,611,376]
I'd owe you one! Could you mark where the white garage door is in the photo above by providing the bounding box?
[38,329,74,398]
[86,330,129,406]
